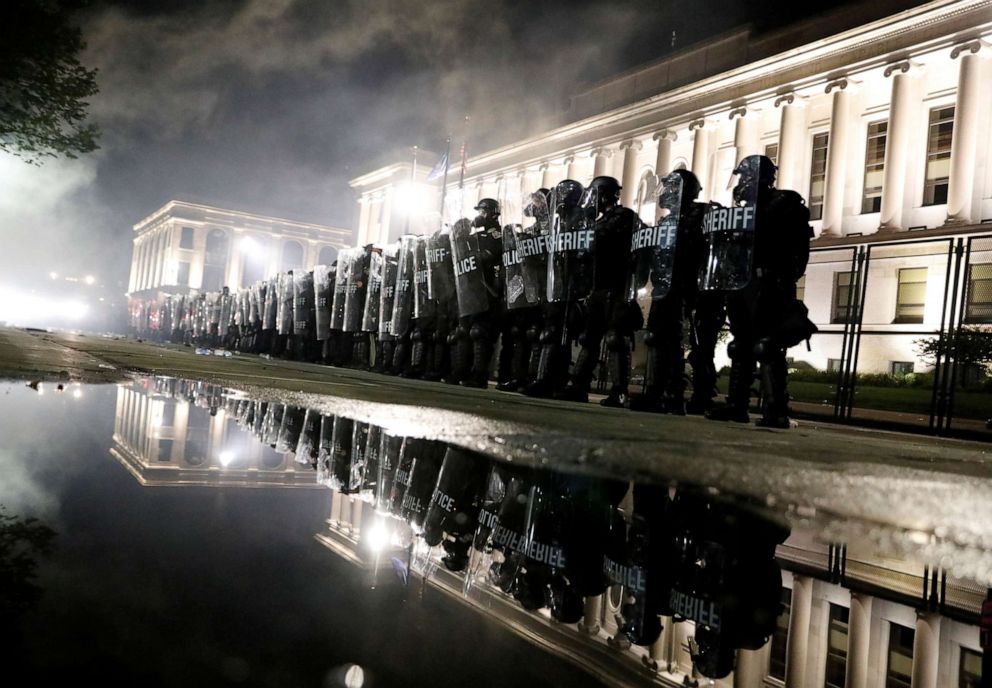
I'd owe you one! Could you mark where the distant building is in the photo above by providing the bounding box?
[349,0,992,376]
[126,200,351,300]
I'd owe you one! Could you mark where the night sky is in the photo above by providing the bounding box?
[2,0,926,301]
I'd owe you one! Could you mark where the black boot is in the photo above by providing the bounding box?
[463,333,492,389]
[706,344,752,423]
[599,334,630,408]
[555,339,597,403]
[756,355,791,428]
[446,329,471,384]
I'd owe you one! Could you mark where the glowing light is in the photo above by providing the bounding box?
[49,271,58,280]
[72,388,82,399]
[366,521,390,553]
[395,182,429,216]
[0,287,90,326]
[84,275,96,285]
[240,236,267,260]
[344,664,365,688]
[218,450,236,467]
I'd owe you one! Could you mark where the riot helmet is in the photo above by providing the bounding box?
[523,188,551,218]
[472,198,501,229]
[451,217,473,240]
[730,155,776,205]
[553,180,584,215]
[661,169,702,208]
[582,176,621,214]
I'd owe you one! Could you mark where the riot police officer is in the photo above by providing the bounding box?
[629,170,726,414]
[556,176,642,405]
[705,155,814,428]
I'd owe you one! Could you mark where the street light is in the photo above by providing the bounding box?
[84,275,96,285]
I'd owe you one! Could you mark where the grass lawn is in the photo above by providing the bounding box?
[715,379,991,420]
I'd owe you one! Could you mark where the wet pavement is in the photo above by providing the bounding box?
[0,327,990,686]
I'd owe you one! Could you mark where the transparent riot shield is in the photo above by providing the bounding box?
[628,173,683,301]
[362,249,383,333]
[413,236,434,321]
[314,264,332,340]
[450,220,491,317]
[248,284,260,325]
[389,235,416,336]
[263,276,277,330]
[343,247,369,333]
[218,292,231,336]
[546,184,595,303]
[377,244,399,338]
[426,231,455,305]
[277,273,294,335]
[330,258,349,331]
[698,156,759,291]
[293,271,312,336]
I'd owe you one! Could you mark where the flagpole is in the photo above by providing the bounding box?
[437,136,451,230]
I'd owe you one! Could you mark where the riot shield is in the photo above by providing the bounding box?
[343,248,369,333]
[389,235,416,336]
[359,424,382,501]
[330,417,353,492]
[277,273,294,335]
[426,232,455,305]
[276,405,305,454]
[293,271,313,336]
[422,448,491,549]
[502,193,549,310]
[218,293,231,336]
[377,244,400,337]
[546,187,596,303]
[362,250,383,333]
[348,422,370,494]
[698,156,759,291]
[375,432,403,514]
[412,236,434,321]
[263,277,278,330]
[629,173,683,301]
[400,441,445,531]
[450,222,492,317]
[316,415,334,485]
[295,409,321,466]
[248,283,260,325]
[330,257,349,331]
[314,264,332,340]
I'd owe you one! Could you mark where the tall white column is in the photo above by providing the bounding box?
[356,196,372,247]
[563,155,578,181]
[946,41,985,225]
[128,240,139,293]
[776,94,807,191]
[846,593,873,688]
[619,140,643,208]
[878,61,920,232]
[822,79,853,237]
[379,188,393,243]
[911,612,941,688]
[733,648,766,687]
[785,575,813,688]
[690,120,711,201]
[731,107,760,164]
[578,595,601,635]
[540,162,554,190]
[653,129,676,178]
[591,147,611,178]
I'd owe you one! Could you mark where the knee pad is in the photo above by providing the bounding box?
[539,328,556,344]
[469,324,485,340]
[447,332,459,345]
[604,331,623,351]
[643,331,656,347]
[411,329,423,342]
[510,325,521,337]
[727,340,739,359]
[753,337,780,363]
[526,326,539,342]
[455,325,469,339]
[576,332,588,346]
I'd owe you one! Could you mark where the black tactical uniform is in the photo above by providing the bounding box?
[706,156,814,428]
[557,176,642,405]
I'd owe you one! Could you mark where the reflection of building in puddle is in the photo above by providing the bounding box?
[110,377,319,488]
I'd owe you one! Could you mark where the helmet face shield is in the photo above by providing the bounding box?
[553,180,584,214]
[658,174,683,214]
[579,186,599,211]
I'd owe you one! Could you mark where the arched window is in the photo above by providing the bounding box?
[241,236,269,286]
[317,245,338,267]
[634,169,657,222]
[202,229,229,291]
[280,240,304,272]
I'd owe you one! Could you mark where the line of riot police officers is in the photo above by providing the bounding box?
[137,154,815,428]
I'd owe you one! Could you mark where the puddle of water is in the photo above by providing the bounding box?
[2,375,988,687]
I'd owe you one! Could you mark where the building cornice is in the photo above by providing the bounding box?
[133,199,349,237]
[455,0,991,180]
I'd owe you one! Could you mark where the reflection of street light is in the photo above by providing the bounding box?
[84,275,96,285]
[49,271,58,280]
[218,450,235,467]
[72,388,83,399]
[366,520,390,553]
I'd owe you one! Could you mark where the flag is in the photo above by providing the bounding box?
[426,151,448,182]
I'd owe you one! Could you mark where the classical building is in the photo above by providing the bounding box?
[349,0,992,376]
[126,200,351,300]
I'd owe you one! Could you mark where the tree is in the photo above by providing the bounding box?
[0,0,99,161]
[915,326,992,387]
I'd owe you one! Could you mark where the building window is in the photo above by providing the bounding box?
[765,143,779,167]
[923,106,954,206]
[202,229,230,292]
[796,275,806,303]
[281,240,304,272]
[824,604,849,688]
[894,267,927,324]
[891,361,915,376]
[179,226,195,250]
[886,623,915,688]
[157,439,173,462]
[862,120,887,214]
[965,264,992,324]
[832,271,854,324]
[809,133,829,221]
[768,587,791,680]
[959,647,982,687]
[827,358,843,372]
[176,261,190,287]
[634,170,656,221]
[317,245,338,267]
